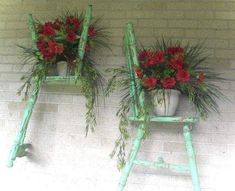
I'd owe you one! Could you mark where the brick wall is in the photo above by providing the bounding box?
[0,1,235,191]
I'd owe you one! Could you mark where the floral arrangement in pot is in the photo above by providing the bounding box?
[106,38,226,169]
[19,9,109,135]
[136,45,205,116]
[34,14,100,76]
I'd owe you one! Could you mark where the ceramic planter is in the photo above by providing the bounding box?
[56,61,68,77]
[152,89,181,116]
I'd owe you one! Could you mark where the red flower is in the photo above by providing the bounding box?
[143,51,165,67]
[156,51,165,62]
[176,70,190,82]
[138,51,149,61]
[167,47,183,55]
[161,77,176,89]
[66,30,77,41]
[42,22,55,37]
[176,47,183,54]
[41,48,54,60]
[88,27,97,38]
[48,41,64,54]
[143,77,158,90]
[36,41,45,51]
[147,58,156,66]
[134,67,143,78]
[66,17,80,30]
[169,57,184,70]
[197,72,205,83]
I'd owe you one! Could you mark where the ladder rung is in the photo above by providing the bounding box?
[133,158,190,173]
[129,116,198,124]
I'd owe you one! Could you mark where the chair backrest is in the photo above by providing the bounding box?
[28,5,92,61]
[78,5,92,60]
[124,23,145,118]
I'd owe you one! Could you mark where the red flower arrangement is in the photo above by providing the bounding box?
[107,38,226,169]
[135,46,205,91]
[35,15,98,64]
[19,9,109,135]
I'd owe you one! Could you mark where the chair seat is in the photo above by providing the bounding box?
[129,116,198,124]
[44,76,80,85]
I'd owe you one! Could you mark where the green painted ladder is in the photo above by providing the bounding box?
[117,23,201,191]
[7,5,93,167]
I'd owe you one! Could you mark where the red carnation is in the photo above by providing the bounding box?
[176,70,190,82]
[88,27,97,38]
[41,48,54,60]
[138,51,148,61]
[176,47,183,54]
[197,72,205,83]
[155,51,165,63]
[66,30,77,41]
[66,17,80,30]
[147,58,156,66]
[169,57,184,70]
[167,47,183,55]
[48,41,64,54]
[42,22,55,37]
[36,41,45,51]
[143,51,165,67]
[167,47,176,55]
[143,77,158,90]
[162,77,176,89]
[134,67,143,78]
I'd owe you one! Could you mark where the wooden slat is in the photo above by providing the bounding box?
[129,116,198,123]
[44,76,79,85]
[133,159,190,173]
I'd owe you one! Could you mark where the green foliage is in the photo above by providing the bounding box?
[18,11,109,135]
[106,67,131,169]
[106,67,151,169]
[106,38,228,169]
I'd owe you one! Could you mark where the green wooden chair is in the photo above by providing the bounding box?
[7,5,93,167]
[117,23,201,191]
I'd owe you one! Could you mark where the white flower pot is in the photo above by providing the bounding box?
[152,89,181,116]
[56,61,68,76]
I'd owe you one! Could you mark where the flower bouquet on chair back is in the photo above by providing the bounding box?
[106,38,227,169]
[135,42,210,117]
[18,7,110,135]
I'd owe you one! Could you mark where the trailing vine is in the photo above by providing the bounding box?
[18,9,109,135]
[106,38,227,169]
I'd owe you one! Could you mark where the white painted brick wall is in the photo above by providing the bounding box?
[0,0,235,191]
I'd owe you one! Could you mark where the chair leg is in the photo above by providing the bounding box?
[183,124,201,191]
[117,124,145,191]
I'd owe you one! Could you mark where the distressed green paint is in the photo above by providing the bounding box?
[8,77,43,167]
[126,23,145,110]
[45,76,76,81]
[44,76,79,85]
[117,23,201,191]
[124,32,138,117]
[126,23,139,68]
[133,158,190,173]
[183,124,201,191]
[7,13,42,168]
[117,124,145,191]
[129,116,198,123]
[28,14,37,50]
[78,5,92,60]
